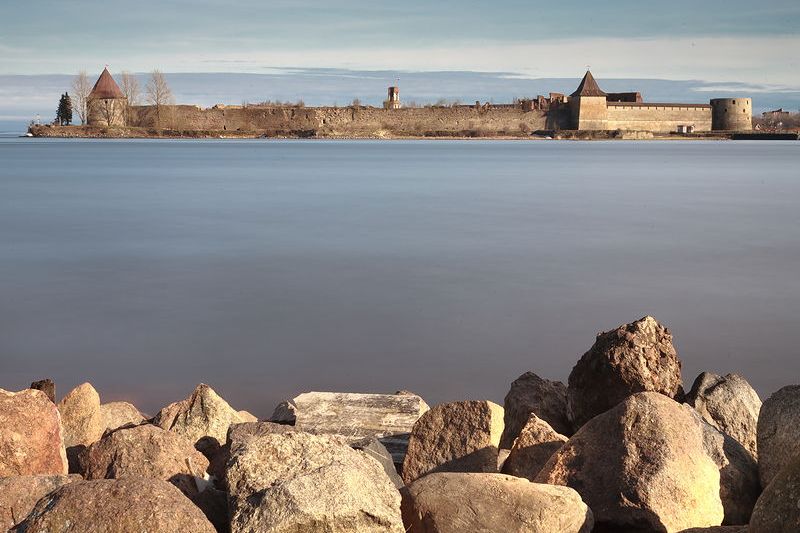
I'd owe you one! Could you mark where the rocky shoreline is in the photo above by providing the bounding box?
[26,124,736,141]
[2,315,799,532]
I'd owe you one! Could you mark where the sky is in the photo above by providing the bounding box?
[1,0,799,127]
[2,0,798,83]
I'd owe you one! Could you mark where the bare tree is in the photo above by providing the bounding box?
[119,71,140,125]
[146,70,173,128]
[71,71,91,125]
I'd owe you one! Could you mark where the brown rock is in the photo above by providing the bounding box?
[402,400,503,484]
[500,372,570,448]
[536,392,723,533]
[683,404,760,525]
[756,384,800,487]
[0,475,80,530]
[57,382,104,448]
[269,399,297,424]
[401,473,593,533]
[80,424,209,496]
[0,388,68,476]
[237,410,258,422]
[292,391,430,464]
[98,401,146,432]
[225,431,403,533]
[685,372,761,458]
[502,414,567,481]
[567,316,683,428]
[13,478,216,533]
[153,383,250,447]
[29,379,55,403]
[749,453,800,533]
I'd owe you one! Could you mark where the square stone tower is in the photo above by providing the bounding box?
[570,71,608,130]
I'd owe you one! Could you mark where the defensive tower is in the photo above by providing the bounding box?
[386,86,401,110]
[87,68,127,127]
[710,98,753,131]
[570,71,608,130]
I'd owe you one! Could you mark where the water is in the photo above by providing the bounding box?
[1,138,798,416]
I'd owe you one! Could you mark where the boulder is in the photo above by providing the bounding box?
[682,404,760,525]
[502,414,567,481]
[13,478,216,533]
[153,383,250,447]
[30,379,55,403]
[685,372,761,458]
[98,401,146,432]
[0,388,68,476]
[237,410,258,422]
[401,472,593,533]
[79,424,209,496]
[353,436,404,488]
[749,453,800,533]
[757,384,800,487]
[292,391,430,464]
[57,382,104,449]
[500,372,570,448]
[207,421,295,482]
[536,392,723,533]
[567,316,683,428]
[269,399,297,424]
[225,431,404,533]
[402,400,503,484]
[0,475,80,530]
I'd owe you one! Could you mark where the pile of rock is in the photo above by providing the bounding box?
[1,315,799,532]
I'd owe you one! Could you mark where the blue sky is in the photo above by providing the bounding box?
[2,0,798,84]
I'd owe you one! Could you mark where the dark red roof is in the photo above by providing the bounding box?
[89,68,125,100]
[571,71,607,98]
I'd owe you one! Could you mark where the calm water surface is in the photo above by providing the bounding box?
[1,138,798,415]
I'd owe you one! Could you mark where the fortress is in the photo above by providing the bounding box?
[83,69,752,136]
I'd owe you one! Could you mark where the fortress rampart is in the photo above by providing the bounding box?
[128,105,553,137]
[605,103,712,132]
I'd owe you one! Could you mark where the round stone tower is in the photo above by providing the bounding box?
[711,98,752,131]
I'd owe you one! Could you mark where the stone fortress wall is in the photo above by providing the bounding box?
[128,104,554,136]
[605,103,713,132]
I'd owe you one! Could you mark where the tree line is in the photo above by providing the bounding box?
[65,70,173,127]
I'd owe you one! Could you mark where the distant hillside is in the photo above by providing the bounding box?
[2,68,798,133]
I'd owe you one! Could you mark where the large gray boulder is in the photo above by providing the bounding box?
[567,316,684,428]
[749,453,800,533]
[98,401,146,432]
[291,391,429,464]
[153,383,251,446]
[757,384,800,487]
[502,414,567,481]
[536,392,723,533]
[0,388,68,476]
[0,475,80,530]
[500,372,570,448]
[80,424,209,496]
[685,372,761,458]
[401,473,593,533]
[13,478,217,533]
[402,400,504,484]
[225,431,404,533]
[682,404,760,525]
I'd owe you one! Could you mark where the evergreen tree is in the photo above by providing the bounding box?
[56,93,73,126]
[63,93,73,125]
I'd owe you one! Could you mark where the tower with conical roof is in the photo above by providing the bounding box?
[87,67,127,127]
[570,71,609,130]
